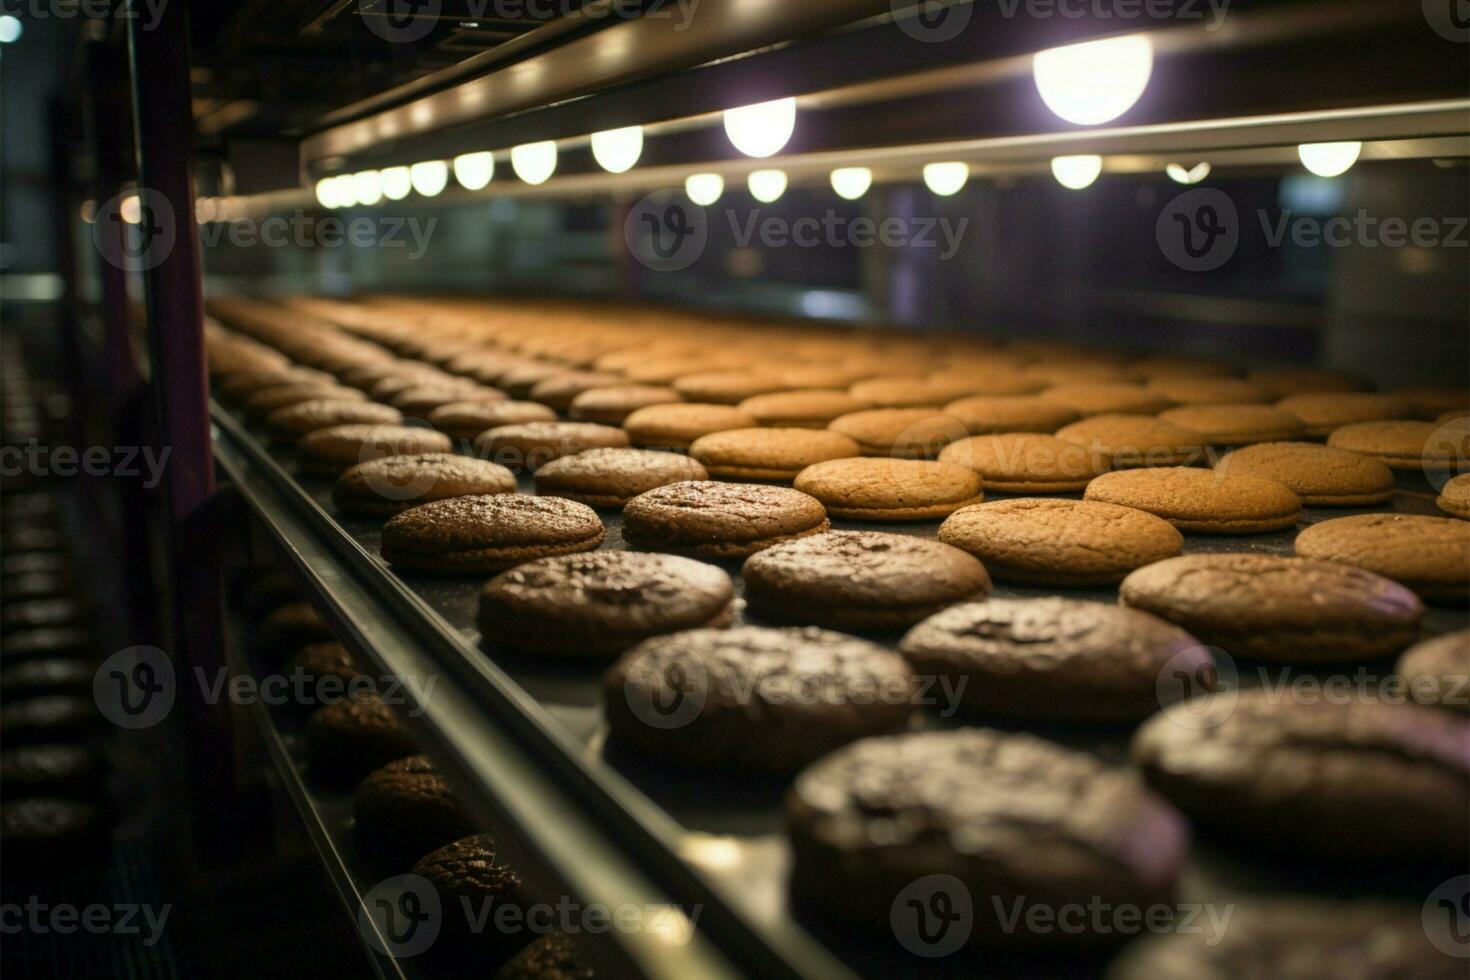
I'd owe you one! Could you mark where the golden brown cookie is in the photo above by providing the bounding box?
[1214,442,1395,506]
[473,421,631,471]
[426,400,557,440]
[672,371,788,405]
[334,453,518,516]
[1042,383,1174,417]
[621,481,830,559]
[527,371,624,410]
[688,428,860,482]
[1084,466,1302,533]
[532,448,709,509]
[777,364,879,389]
[1396,630,1469,712]
[1248,367,1369,397]
[1024,361,1128,386]
[297,424,454,476]
[793,457,983,521]
[621,403,755,450]
[738,390,867,428]
[1295,514,1470,603]
[266,399,403,438]
[1276,392,1414,437]
[1157,404,1305,446]
[391,383,504,417]
[1391,384,1467,420]
[942,395,1079,435]
[826,409,969,458]
[848,377,977,408]
[568,384,681,425]
[1327,417,1470,471]
[938,498,1183,585]
[1055,414,1206,468]
[938,433,1109,493]
[1127,355,1236,381]
[1144,376,1272,405]
[1438,473,1470,519]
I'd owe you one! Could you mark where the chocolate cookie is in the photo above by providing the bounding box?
[568,384,681,425]
[392,383,504,417]
[1055,414,1206,468]
[1131,691,1468,864]
[1084,467,1302,533]
[1295,514,1470,602]
[621,403,756,450]
[621,481,829,560]
[0,744,104,801]
[427,400,557,440]
[741,531,990,632]
[413,834,528,952]
[255,601,333,660]
[898,599,1210,722]
[244,382,366,419]
[474,422,631,472]
[606,626,916,774]
[1327,418,1469,471]
[265,399,403,438]
[353,754,474,864]
[938,433,1110,492]
[689,428,860,482]
[942,395,1079,435]
[287,641,364,689]
[1439,472,1470,519]
[792,457,983,521]
[477,551,734,659]
[826,408,969,458]
[1119,553,1424,662]
[494,933,590,980]
[1041,382,1174,417]
[786,729,1189,947]
[305,694,419,785]
[738,390,866,428]
[381,495,604,574]
[1213,442,1395,506]
[334,454,517,517]
[939,498,1183,585]
[1397,630,1469,713]
[1157,404,1305,446]
[297,425,456,477]
[533,448,708,509]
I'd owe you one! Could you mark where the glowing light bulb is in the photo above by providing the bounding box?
[379,166,412,200]
[748,169,788,203]
[120,193,142,224]
[409,160,449,197]
[511,141,558,185]
[0,16,22,44]
[314,177,341,209]
[1166,162,1211,185]
[923,162,969,197]
[1051,154,1103,189]
[1298,141,1361,178]
[591,126,644,174]
[453,152,495,190]
[351,170,383,206]
[723,98,797,158]
[334,175,359,208]
[685,173,725,207]
[1033,34,1153,126]
[830,167,873,200]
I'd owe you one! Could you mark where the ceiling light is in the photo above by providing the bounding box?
[1166,162,1211,185]
[723,98,797,158]
[748,169,788,203]
[409,161,449,197]
[830,167,874,201]
[1051,154,1103,189]
[1298,141,1362,178]
[1034,34,1153,126]
[511,141,558,185]
[922,162,969,197]
[685,173,725,207]
[591,126,644,174]
[453,152,495,190]
[379,166,412,201]
[351,170,383,206]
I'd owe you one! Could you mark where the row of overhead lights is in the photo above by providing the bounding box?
[312,35,1366,208]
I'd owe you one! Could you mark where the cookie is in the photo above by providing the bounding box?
[938,498,1183,585]
[1041,382,1174,417]
[1026,361,1129,386]
[621,403,756,450]
[1157,404,1304,446]
[477,552,734,659]
[1438,472,1470,518]
[427,400,557,440]
[413,834,528,952]
[848,376,977,408]
[0,659,95,701]
[741,531,990,632]
[793,457,983,522]
[474,422,631,471]
[1084,467,1302,533]
[1295,514,1470,602]
[333,454,517,517]
[1327,417,1469,470]
[942,395,1079,435]
[937,433,1109,492]
[606,626,915,774]
[218,366,332,401]
[1143,376,1271,405]
[528,371,624,410]
[297,424,455,476]
[533,448,708,509]
[304,694,419,785]
[254,601,333,660]
[1,696,101,745]
[1392,384,1467,420]
[621,481,829,560]
[1397,630,1469,713]
[1276,392,1414,437]
[265,399,402,438]
[1132,691,1468,864]
[1055,414,1206,468]
[381,495,604,574]
[1126,355,1236,381]
[1,798,108,872]
[287,641,364,689]
[1213,442,1394,506]
[738,390,866,428]
[353,754,474,865]
[786,729,1188,947]
[1119,553,1424,662]
[568,384,681,424]
[0,744,104,801]
[689,428,860,482]
[899,599,1209,722]
[672,370,788,404]
[244,382,366,419]
[392,383,504,417]
[494,934,590,980]
[826,408,969,458]
[1248,367,1369,397]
